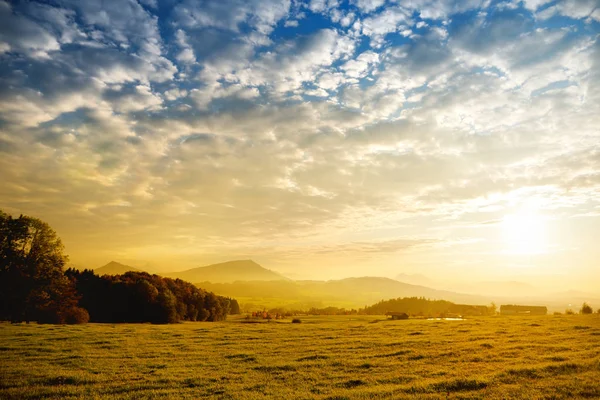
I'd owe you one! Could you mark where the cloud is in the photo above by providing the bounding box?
[308,0,339,14]
[174,29,196,64]
[0,0,598,282]
[103,84,163,113]
[361,6,412,47]
[0,1,60,58]
[537,0,600,22]
[173,0,291,34]
[449,8,534,56]
[352,0,386,13]
[341,50,379,78]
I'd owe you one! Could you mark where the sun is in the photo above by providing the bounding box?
[502,211,547,255]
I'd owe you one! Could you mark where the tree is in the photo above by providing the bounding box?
[580,302,593,315]
[0,210,85,323]
[229,298,241,315]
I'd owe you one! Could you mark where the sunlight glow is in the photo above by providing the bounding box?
[502,211,547,255]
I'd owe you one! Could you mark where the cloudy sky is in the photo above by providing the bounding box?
[0,0,598,289]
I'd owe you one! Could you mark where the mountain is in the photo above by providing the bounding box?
[315,277,489,305]
[95,261,142,275]
[197,276,490,310]
[65,263,86,271]
[394,273,439,288]
[450,280,541,297]
[163,260,289,283]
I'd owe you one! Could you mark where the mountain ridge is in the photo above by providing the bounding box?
[162,259,289,283]
[95,261,143,275]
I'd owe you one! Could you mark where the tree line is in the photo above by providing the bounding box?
[65,269,239,323]
[0,210,239,324]
[362,297,495,317]
[257,299,494,317]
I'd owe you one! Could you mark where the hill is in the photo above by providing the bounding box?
[198,276,489,311]
[163,260,288,283]
[95,261,142,276]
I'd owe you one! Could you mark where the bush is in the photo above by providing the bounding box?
[63,307,90,324]
[580,303,593,315]
[565,309,575,315]
[292,318,302,324]
[553,312,562,315]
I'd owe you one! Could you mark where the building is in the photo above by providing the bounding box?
[386,312,409,320]
[500,305,547,315]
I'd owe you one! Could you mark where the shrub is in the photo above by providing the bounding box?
[565,309,575,315]
[292,318,302,324]
[63,307,90,324]
[580,303,593,315]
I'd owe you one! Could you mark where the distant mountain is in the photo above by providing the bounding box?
[65,263,86,271]
[394,273,438,288]
[95,261,142,275]
[451,280,541,297]
[163,260,289,283]
[198,276,490,310]
[318,277,489,305]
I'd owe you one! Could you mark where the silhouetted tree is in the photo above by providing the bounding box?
[361,297,493,317]
[0,210,86,323]
[580,302,593,314]
[229,298,241,314]
[65,269,234,323]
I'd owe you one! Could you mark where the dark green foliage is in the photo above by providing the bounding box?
[65,269,233,323]
[580,303,593,314]
[0,210,85,324]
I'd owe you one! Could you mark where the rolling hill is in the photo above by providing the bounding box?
[163,260,289,283]
[95,261,142,276]
[197,276,490,310]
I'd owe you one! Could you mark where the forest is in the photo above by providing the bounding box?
[256,298,495,318]
[0,210,238,324]
[362,297,495,317]
[65,269,239,323]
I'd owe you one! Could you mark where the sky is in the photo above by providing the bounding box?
[0,0,599,291]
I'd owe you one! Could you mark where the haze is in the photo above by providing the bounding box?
[0,0,599,293]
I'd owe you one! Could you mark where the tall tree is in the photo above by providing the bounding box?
[0,210,86,323]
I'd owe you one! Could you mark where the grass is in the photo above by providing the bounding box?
[0,315,599,399]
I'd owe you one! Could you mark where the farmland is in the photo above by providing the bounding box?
[1,315,599,399]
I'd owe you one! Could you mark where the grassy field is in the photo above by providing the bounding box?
[1,315,599,399]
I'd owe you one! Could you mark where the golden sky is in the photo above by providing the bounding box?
[0,0,599,292]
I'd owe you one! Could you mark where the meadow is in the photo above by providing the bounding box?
[1,315,599,399]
